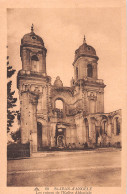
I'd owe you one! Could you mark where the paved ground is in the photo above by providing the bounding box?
[7,148,121,187]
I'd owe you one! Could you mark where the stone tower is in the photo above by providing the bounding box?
[72,36,106,114]
[17,25,51,152]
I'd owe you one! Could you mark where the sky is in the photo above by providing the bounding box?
[7,8,123,113]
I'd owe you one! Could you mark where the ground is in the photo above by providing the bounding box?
[7,148,121,187]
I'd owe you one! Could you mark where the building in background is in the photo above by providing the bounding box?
[17,26,121,152]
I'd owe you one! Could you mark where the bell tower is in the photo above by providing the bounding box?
[20,24,47,75]
[17,25,51,152]
[73,36,99,82]
[72,36,106,114]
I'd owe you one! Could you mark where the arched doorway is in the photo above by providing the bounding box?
[55,125,66,148]
[37,122,42,151]
[57,135,64,147]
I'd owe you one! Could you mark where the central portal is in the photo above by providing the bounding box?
[56,125,66,148]
[57,135,64,147]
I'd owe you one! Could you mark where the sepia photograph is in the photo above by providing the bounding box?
[6,6,125,190]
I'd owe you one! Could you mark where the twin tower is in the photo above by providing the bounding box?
[19,26,101,84]
[17,25,106,152]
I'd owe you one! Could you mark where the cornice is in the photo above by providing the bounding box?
[20,43,47,51]
[72,54,99,66]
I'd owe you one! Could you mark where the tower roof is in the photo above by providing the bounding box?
[21,24,45,48]
[73,36,99,65]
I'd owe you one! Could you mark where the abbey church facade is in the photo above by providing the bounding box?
[17,26,121,152]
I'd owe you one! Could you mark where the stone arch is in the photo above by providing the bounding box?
[53,97,65,118]
[37,117,46,126]
[101,116,108,135]
[53,97,66,110]
[93,117,101,144]
[112,115,121,135]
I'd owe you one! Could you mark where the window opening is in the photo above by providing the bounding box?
[76,67,78,80]
[87,64,93,78]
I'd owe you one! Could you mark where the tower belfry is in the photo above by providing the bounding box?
[73,35,99,82]
[72,36,105,114]
[20,25,47,74]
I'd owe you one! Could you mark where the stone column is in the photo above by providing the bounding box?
[101,91,104,112]
[42,124,49,147]
[80,118,86,144]
[107,118,112,137]
[88,117,96,144]
[83,120,87,143]
[38,54,43,72]
[20,92,30,144]
[93,63,97,79]
[50,123,56,147]
[70,126,75,144]
[88,118,92,139]
[29,93,38,152]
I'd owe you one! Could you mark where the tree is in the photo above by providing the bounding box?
[7,56,17,133]
[11,128,21,142]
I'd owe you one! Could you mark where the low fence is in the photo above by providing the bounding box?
[7,143,30,159]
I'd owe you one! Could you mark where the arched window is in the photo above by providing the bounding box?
[31,55,38,61]
[102,120,107,134]
[31,55,39,72]
[54,99,64,118]
[87,64,93,78]
[76,67,78,80]
[55,99,63,110]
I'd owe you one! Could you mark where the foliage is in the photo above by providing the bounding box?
[7,56,16,78]
[11,128,21,142]
[7,56,17,133]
